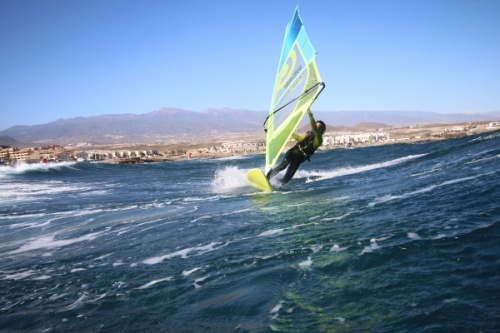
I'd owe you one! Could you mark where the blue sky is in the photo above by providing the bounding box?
[1,0,499,130]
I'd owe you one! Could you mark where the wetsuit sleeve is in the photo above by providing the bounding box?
[292,133,305,141]
[308,112,323,150]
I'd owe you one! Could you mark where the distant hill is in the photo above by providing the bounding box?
[0,136,30,147]
[0,108,268,145]
[353,122,390,130]
[315,110,500,127]
[0,108,498,145]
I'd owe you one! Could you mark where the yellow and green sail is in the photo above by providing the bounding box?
[264,6,325,174]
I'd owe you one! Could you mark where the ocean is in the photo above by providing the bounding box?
[1,130,499,332]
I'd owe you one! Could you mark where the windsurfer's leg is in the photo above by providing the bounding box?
[280,161,301,184]
[267,156,290,180]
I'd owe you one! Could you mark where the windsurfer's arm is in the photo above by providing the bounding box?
[291,133,303,141]
[291,109,318,143]
[307,109,318,134]
[307,108,323,149]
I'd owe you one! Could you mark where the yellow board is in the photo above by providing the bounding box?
[246,168,273,192]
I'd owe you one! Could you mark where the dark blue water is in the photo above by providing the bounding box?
[1,131,499,332]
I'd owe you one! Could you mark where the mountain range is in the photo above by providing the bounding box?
[1,108,499,146]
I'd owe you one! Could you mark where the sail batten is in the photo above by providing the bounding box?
[264,6,325,174]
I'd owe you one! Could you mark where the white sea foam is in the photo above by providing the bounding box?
[270,301,283,314]
[7,220,51,229]
[433,233,447,239]
[464,152,499,165]
[312,245,323,253]
[60,293,87,311]
[143,242,227,265]
[298,256,313,269]
[375,234,393,242]
[0,181,94,203]
[193,276,208,288]
[214,155,249,161]
[183,195,226,202]
[411,168,442,177]
[361,239,380,254]
[258,229,283,237]
[302,154,427,183]
[408,232,421,239]
[322,212,351,221]
[116,217,167,235]
[94,254,113,261]
[270,300,284,320]
[211,166,250,193]
[136,277,173,289]
[8,231,104,254]
[190,208,252,224]
[0,161,77,178]
[182,267,201,277]
[71,268,87,273]
[2,270,36,280]
[443,298,459,303]
[330,244,347,252]
[368,175,479,207]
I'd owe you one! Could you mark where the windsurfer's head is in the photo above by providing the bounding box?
[316,121,326,134]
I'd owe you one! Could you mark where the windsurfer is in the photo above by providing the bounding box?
[266,108,326,184]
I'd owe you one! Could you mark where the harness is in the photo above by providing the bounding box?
[295,131,315,161]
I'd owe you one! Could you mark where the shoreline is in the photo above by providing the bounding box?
[2,121,498,165]
[102,121,499,163]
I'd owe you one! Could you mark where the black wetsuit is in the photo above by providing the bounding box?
[266,112,323,184]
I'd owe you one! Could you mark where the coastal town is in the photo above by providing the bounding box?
[1,121,498,165]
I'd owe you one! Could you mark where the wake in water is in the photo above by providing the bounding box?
[211,154,430,193]
[299,154,427,183]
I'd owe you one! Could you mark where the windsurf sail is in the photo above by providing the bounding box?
[264,6,325,174]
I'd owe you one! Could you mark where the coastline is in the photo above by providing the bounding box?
[102,120,499,163]
[1,121,498,165]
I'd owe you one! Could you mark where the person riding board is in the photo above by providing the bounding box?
[266,108,326,185]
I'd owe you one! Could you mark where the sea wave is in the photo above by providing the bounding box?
[302,154,427,182]
[0,161,78,178]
